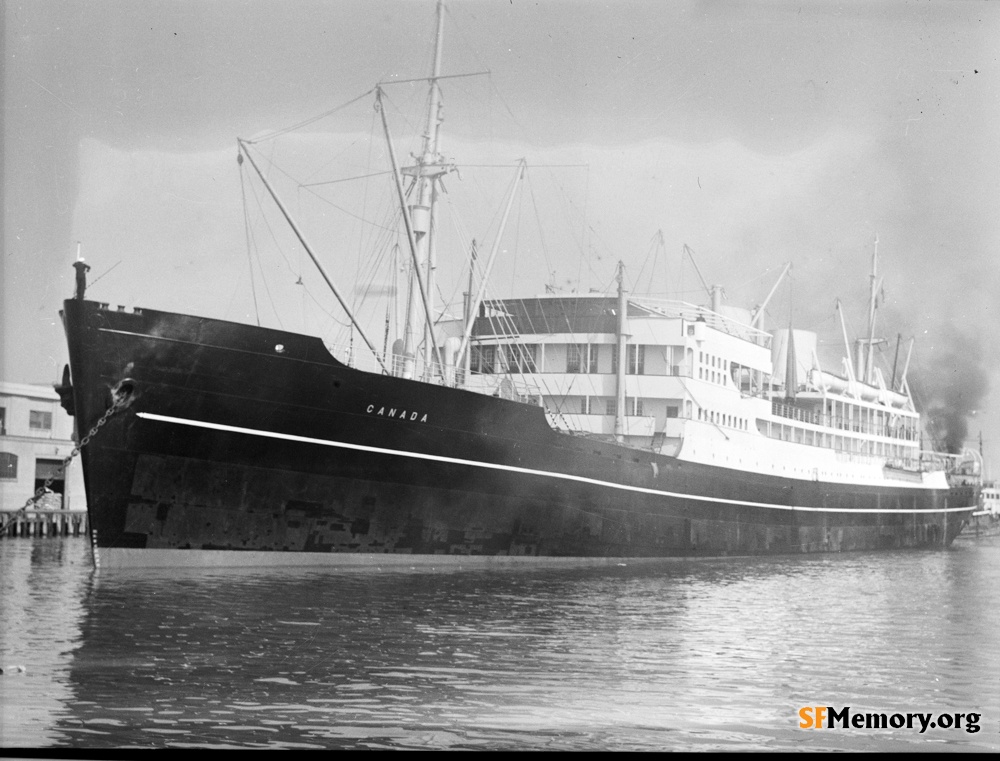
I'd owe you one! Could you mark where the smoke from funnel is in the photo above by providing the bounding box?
[907,323,989,454]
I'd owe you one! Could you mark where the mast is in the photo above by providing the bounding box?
[898,337,915,395]
[463,239,478,377]
[785,319,797,400]
[890,332,902,391]
[401,0,448,379]
[614,261,628,443]
[836,298,857,387]
[376,89,443,380]
[862,235,883,385]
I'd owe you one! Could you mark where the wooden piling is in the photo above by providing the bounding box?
[1,509,89,539]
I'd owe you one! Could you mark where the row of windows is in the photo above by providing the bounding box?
[761,420,917,459]
[0,407,53,434]
[471,344,537,374]
[699,351,728,371]
[470,343,686,376]
[698,366,728,385]
[771,400,918,441]
[545,396,685,418]
[698,408,749,431]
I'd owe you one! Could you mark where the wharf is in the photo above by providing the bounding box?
[959,511,1000,539]
[0,509,88,538]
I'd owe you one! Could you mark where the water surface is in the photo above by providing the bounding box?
[1,537,998,750]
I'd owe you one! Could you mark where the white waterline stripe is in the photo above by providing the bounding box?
[136,412,975,515]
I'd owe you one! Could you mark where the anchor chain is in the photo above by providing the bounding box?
[0,390,130,537]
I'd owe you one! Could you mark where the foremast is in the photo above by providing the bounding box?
[401,0,449,380]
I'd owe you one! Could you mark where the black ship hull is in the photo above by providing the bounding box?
[61,299,975,568]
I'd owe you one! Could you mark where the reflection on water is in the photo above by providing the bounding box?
[1,538,998,750]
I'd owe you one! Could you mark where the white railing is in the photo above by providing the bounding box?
[631,297,772,347]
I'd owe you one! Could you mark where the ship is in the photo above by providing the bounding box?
[58,1,980,568]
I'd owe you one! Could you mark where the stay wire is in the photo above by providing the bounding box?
[238,158,262,326]
[246,88,377,144]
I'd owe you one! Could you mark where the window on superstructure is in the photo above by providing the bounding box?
[0,407,5,436]
[664,346,682,376]
[0,452,16,479]
[470,345,496,374]
[606,398,617,416]
[666,406,679,419]
[29,410,52,430]
[625,397,643,416]
[567,344,596,374]
[627,345,645,375]
[506,344,538,373]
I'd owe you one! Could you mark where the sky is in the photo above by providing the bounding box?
[3,0,999,471]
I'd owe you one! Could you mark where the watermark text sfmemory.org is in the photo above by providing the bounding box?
[799,706,981,734]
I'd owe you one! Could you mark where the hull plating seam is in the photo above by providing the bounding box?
[136,412,975,515]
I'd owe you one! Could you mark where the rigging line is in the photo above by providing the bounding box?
[247,177,300,281]
[460,163,590,168]
[350,185,401,296]
[247,146,400,234]
[354,224,401,313]
[255,245,284,330]
[434,281,457,322]
[238,158,262,326]
[358,105,385,293]
[485,72,531,135]
[244,139,387,373]
[300,170,393,188]
[377,87,423,147]
[634,232,662,294]
[524,171,554,288]
[246,87,377,144]
[440,2,528,135]
[85,260,121,291]
[497,320,565,418]
[245,180,288,330]
[480,300,544,407]
[303,135,370,185]
[729,266,779,292]
[301,282,351,327]
[508,171,527,294]
[295,178,404,234]
[377,70,491,87]
[469,288,554,409]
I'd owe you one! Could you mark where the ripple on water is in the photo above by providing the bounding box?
[2,538,999,749]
